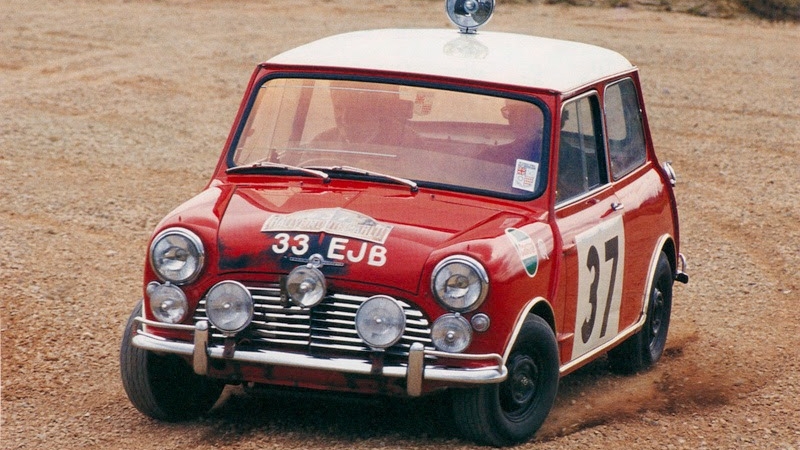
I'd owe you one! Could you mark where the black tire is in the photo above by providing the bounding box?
[608,251,673,375]
[119,301,224,421]
[451,315,559,446]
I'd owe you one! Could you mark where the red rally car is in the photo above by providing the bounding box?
[120,1,688,446]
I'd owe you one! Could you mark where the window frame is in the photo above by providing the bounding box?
[555,90,610,206]
[602,77,648,181]
[226,72,554,201]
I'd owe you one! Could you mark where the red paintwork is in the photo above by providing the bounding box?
[141,62,681,391]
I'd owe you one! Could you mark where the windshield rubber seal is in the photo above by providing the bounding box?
[225,71,552,202]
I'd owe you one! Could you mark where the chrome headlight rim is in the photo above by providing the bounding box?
[204,280,254,336]
[431,255,489,313]
[355,295,407,349]
[149,227,205,285]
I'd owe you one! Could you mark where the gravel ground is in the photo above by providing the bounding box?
[1,1,799,449]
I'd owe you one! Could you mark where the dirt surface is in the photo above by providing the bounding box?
[1,0,799,448]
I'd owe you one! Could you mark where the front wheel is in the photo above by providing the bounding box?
[608,251,673,374]
[451,315,559,446]
[119,301,224,421]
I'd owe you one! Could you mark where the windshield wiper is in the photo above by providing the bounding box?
[227,159,330,182]
[307,165,418,192]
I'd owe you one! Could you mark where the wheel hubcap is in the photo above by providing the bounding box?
[500,355,539,417]
[648,287,666,353]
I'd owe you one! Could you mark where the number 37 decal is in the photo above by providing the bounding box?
[571,216,625,358]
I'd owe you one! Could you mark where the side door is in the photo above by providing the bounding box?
[553,92,627,364]
[603,77,672,329]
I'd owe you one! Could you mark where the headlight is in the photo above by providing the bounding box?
[431,255,488,312]
[285,265,326,308]
[150,228,205,285]
[205,281,253,335]
[355,295,406,349]
[146,282,188,324]
[431,313,472,353]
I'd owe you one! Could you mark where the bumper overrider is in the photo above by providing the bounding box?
[131,317,508,397]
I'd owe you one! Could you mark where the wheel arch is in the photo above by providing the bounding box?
[501,297,557,362]
[639,234,676,320]
[660,236,678,277]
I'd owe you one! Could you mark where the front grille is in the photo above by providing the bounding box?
[194,285,434,360]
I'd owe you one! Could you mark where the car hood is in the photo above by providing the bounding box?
[216,184,528,294]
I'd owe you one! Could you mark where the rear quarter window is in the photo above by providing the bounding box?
[604,78,647,179]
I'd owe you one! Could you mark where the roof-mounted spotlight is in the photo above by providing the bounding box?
[446,0,495,34]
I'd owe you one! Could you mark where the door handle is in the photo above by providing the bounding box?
[611,202,624,211]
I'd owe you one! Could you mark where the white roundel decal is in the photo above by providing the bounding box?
[571,215,625,358]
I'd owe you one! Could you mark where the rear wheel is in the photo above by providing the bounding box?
[608,251,673,374]
[119,301,224,421]
[451,315,559,446]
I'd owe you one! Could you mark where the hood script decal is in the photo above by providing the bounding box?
[261,208,393,244]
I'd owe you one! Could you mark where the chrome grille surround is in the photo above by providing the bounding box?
[193,284,434,359]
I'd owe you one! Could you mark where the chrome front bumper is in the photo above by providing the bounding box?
[131,317,507,397]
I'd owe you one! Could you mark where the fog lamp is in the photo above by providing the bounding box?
[431,313,472,353]
[286,265,326,308]
[446,0,495,33]
[205,281,253,335]
[355,295,406,349]
[147,282,188,324]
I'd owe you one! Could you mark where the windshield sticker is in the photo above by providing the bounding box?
[512,159,539,192]
[506,228,539,277]
[261,208,393,244]
[400,88,434,116]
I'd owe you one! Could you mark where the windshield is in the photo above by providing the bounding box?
[231,78,547,196]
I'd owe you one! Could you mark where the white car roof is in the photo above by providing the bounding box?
[267,29,634,93]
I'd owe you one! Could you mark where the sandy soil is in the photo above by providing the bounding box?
[1,0,799,448]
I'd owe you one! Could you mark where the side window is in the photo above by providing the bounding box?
[604,79,647,179]
[556,94,606,203]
